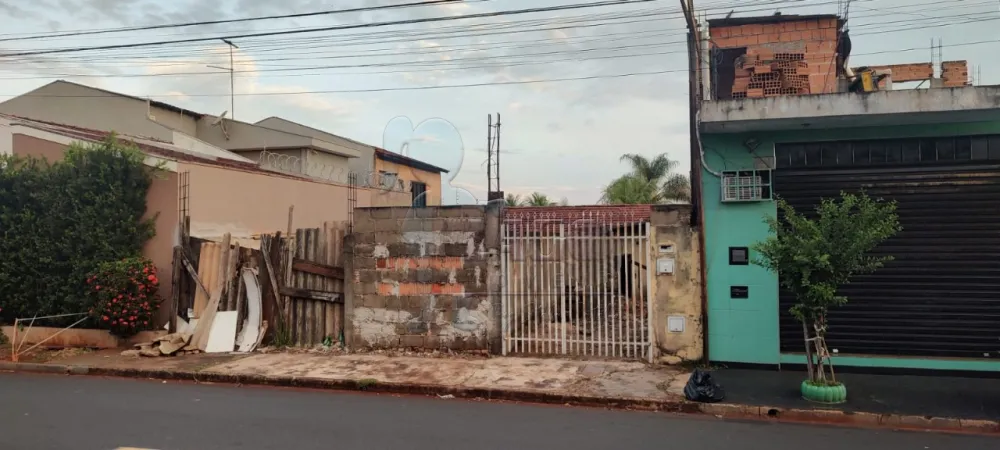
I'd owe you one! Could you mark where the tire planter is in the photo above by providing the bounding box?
[801,380,847,404]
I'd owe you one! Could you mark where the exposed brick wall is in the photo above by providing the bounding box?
[941,60,970,87]
[710,18,840,98]
[864,63,934,83]
[348,206,497,351]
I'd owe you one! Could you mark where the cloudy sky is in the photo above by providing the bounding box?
[1,0,998,204]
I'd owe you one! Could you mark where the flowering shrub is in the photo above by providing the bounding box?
[88,257,162,337]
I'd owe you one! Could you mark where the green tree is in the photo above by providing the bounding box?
[504,193,522,207]
[603,153,690,204]
[524,192,556,206]
[0,136,157,325]
[752,192,900,385]
[600,174,660,204]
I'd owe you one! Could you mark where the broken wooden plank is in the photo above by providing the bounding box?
[279,287,341,303]
[180,250,210,298]
[261,235,284,327]
[292,258,344,280]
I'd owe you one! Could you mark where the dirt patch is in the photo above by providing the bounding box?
[0,346,93,363]
[259,345,491,360]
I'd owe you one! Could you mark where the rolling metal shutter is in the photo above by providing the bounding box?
[774,135,1000,359]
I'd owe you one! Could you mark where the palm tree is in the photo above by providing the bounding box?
[603,153,691,204]
[661,173,691,202]
[601,174,661,204]
[524,192,556,206]
[620,153,677,181]
[504,193,522,207]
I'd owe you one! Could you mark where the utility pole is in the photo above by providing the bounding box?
[208,39,239,119]
[680,0,710,366]
[487,113,502,203]
[680,0,701,225]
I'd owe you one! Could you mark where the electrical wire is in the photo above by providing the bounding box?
[0,69,684,98]
[0,0,474,43]
[0,0,657,58]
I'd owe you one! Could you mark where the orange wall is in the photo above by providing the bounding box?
[178,160,409,246]
[374,157,442,206]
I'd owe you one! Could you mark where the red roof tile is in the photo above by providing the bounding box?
[503,205,651,235]
[505,204,651,222]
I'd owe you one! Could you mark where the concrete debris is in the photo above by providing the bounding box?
[124,332,193,357]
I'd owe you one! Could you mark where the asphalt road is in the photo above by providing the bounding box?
[0,373,996,450]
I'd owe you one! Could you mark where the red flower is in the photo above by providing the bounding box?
[102,315,109,321]
[143,321,149,325]
[95,285,101,291]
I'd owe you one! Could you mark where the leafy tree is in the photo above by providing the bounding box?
[752,192,900,385]
[603,153,690,204]
[524,192,556,206]
[0,136,157,325]
[505,193,522,207]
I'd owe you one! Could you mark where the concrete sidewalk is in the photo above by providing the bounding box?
[15,349,689,404]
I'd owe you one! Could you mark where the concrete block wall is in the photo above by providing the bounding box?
[649,205,704,364]
[347,206,500,351]
[711,18,840,98]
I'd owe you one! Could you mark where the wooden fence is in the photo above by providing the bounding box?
[273,222,348,347]
[174,221,348,348]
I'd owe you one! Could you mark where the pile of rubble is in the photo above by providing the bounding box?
[122,332,198,357]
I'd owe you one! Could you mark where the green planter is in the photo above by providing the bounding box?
[800,380,847,404]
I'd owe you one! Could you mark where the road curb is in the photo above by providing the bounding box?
[2,361,997,434]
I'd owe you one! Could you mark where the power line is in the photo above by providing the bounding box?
[0,0,470,43]
[5,11,997,81]
[0,69,682,98]
[0,0,656,58]
[5,0,985,66]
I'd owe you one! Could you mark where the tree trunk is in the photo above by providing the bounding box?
[801,320,815,382]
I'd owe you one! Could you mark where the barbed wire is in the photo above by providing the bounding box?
[256,148,411,193]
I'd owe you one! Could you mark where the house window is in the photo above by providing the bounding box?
[411,181,427,208]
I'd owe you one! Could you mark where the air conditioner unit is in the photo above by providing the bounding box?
[721,170,772,202]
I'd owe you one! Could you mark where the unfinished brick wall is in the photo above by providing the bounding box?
[710,17,840,98]
[347,206,500,351]
[864,63,934,83]
[941,60,970,87]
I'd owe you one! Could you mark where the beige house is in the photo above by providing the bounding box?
[255,116,447,206]
[0,80,361,182]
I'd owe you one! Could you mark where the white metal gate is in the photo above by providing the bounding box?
[500,210,653,361]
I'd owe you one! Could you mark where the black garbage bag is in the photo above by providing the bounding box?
[684,369,725,403]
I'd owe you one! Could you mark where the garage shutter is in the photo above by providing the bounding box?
[774,135,1000,359]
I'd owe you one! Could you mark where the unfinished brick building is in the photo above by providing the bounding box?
[708,14,971,99]
[709,14,842,99]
